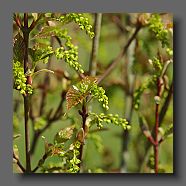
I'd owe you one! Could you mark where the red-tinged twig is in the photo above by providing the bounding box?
[140,81,173,172]
[154,78,161,173]
[13,13,23,28]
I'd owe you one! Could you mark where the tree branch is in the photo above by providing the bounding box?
[78,101,88,172]
[30,90,66,155]
[89,13,102,76]
[98,24,141,84]
[154,78,161,173]
[13,13,23,28]
[23,13,31,172]
[13,151,25,173]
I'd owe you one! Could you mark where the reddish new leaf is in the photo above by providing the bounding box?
[66,76,97,110]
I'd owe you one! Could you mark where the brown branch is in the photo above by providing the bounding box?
[29,13,43,31]
[78,101,88,172]
[139,115,157,146]
[23,13,31,172]
[98,24,141,84]
[13,151,25,173]
[89,13,102,76]
[159,81,173,124]
[13,13,23,28]
[154,78,161,173]
[30,90,66,155]
[140,81,173,172]
[32,152,49,172]
[110,15,128,34]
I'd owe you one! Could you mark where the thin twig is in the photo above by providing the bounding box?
[159,81,173,124]
[154,78,161,173]
[78,101,88,172]
[89,13,102,76]
[30,90,66,155]
[98,24,141,84]
[13,152,25,172]
[140,81,173,172]
[13,13,23,28]
[29,13,43,31]
[32,152,49,172]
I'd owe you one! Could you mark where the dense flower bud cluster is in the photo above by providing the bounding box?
[90,84,109,110]
[89,112,130,130]
[148,14,169,48]
[148,57,163,75]
[57,13,95,38]
[13,61,33,95]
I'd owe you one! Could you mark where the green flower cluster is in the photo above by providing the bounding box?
[52,126,81,173]
[13,61,33,95]
[133,84,147,110]
[148,57,163,74]
[148,14,169,48]
[55,30,84,73]
[51,141,81,173]
[55,46,84,73]
[66,141,81,173]
[166,48,173,56]
[29,45,54,65]
[90,84,109,110]
[89,113,130,130]
[57,13,95,38]
[133,75,157,110]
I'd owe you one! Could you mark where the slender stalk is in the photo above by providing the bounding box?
[159,81,173,124]
[139,81,173,172]
[32,152,49,172]
[78,101,88,172]
[120,42,136,172]
[23,13,31,172]
[13,13,22,28]
[121,78,135,172]
[30,90,66,155]
[98,24,141,84]
[89,13,102,76]
[154,78,161,173]
[13,151,26,172]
